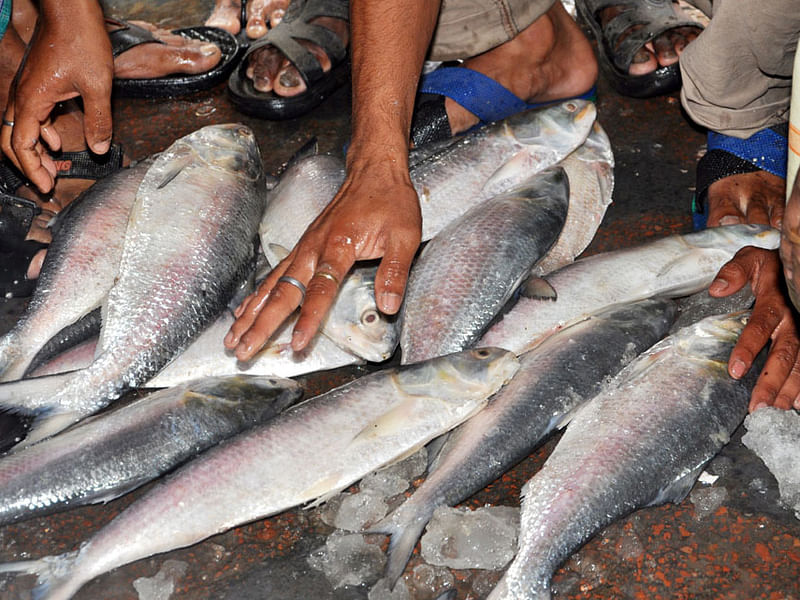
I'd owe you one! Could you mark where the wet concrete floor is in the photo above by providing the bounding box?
[0,2,799,599]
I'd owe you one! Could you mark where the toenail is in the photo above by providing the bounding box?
[199,43,218,56]
[279,70,301,88]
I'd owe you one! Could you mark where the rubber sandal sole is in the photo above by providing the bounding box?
[575,0,682,98]
[112,26,241,99]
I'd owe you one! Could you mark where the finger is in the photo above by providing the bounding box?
[706,194,745,227]
[80,88,113,155]
[40,119,63,152]
[12,116,55,193]
[729,302,783,380]
[768,198,785,230]
[374,235,417,314]
[292,258,352,351]
[708,255,750,298]
[744,196,771,227]
[748,324,800,411]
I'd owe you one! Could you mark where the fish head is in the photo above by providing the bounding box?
[506,100,596,152]
[394,347,520,400]
[321,267,400,362]
[188,124,265,183]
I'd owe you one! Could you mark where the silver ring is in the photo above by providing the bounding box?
[2,119,13,127]
[312,270,340,287]
[277,275,306,305]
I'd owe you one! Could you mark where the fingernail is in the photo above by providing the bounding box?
[291,329,306,351]
[720,215,743,226]
[224,332,234,345]
[709,278,729,293]
[199,43,218,56]
[93,139,111,154]
[730,358,746,378]
[380,292,402,314]
[754,401,768,411]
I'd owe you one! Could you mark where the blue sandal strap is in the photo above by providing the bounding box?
[707,128,787,179]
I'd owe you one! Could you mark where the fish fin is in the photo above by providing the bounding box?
[521,277,558,301]
[15,410,86,449]
[648,462,708,506]
[367,507,429,587]
[654,254,716,297]
[154,155,192,189]
[0,551,83,600]
[268,243,291,264]
[350,397,427,445]
[302,475,349,509]
[481,150,538,197]
[425,433,451,473]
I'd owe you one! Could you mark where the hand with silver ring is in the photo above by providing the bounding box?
[276,275,307,305]
[2,119,13,128]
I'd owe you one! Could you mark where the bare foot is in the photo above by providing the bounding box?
[246,15,348,95]
[110,20,222,79]
[706,171,786,229]
[445,2,598,135]
[205,0,289,37]
[598,1,702,76]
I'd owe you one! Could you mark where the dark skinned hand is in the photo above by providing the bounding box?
[1,0,112,193]
[708,246,800,412]
[225,151,422,361]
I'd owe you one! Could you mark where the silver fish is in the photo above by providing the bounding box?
[489,311,759,600]
[531,121,614,276]
[0,348,520,600]
[0,124,266,445]
[400,167,570,364]
[0,375,301,526]
[375,298,676,584]
[412,100,595,241]
[0,163,148,382]
[480,224,780,355]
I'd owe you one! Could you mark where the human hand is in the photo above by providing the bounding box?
[705,170,785,229]
[225,152,422,361]
[708,246,800,412]
[0,0,112,193]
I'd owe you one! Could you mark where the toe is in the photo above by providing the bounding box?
[273,65,307,97]
[653,34,678,67]
[628,46,658,76]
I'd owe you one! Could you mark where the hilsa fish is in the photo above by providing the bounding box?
[400,166,569,364]
[0,375,301,526]
[374,298,676,584]
[480,224,780,355]
[488,311,760,599]
[0,124,266,446]
[0,348,519,600]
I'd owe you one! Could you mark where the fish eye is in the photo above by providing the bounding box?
[474,348,491,359]
[361,309,379,325]
[565,101,577,112]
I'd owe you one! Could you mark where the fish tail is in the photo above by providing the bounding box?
[0,551,84,600]
[367,509,429,587]
[0,333,25,382]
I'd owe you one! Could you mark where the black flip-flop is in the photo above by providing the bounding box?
[227,0,350,120]
[108,19,240,99]
[575,0,703,98]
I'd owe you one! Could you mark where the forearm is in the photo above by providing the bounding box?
[348,0,440,170]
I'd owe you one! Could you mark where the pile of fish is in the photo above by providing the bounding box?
[0,100,782,600]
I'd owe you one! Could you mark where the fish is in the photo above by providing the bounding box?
[0,163,149,382]
[488,311,760,600]
[412,100,595,241]
[531,121,614,276]
[400,166,570,364]
[28,265,398,383]
[0,375,301,526]
[374,298,676,584]
[259,153,345,267]
[0,124,266,446]
[257,101,595,260]
[0,347,520,600]
[480,224,781,355]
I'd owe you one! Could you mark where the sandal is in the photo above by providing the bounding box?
[692,124,788,230]
[227,0,350,120]
[575,0,702,98]
[107,18,241,99]
[0,145,125,298]
[410,66,597,147]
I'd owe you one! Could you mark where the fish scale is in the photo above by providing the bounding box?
[488,312,759,599]
[400,166,570,364]
[0,124,266,447]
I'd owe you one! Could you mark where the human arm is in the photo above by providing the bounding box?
[0,0,112,193]
[225,0,441,361]
[708,246,800,412]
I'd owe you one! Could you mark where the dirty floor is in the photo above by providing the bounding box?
[0,1,798,599]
